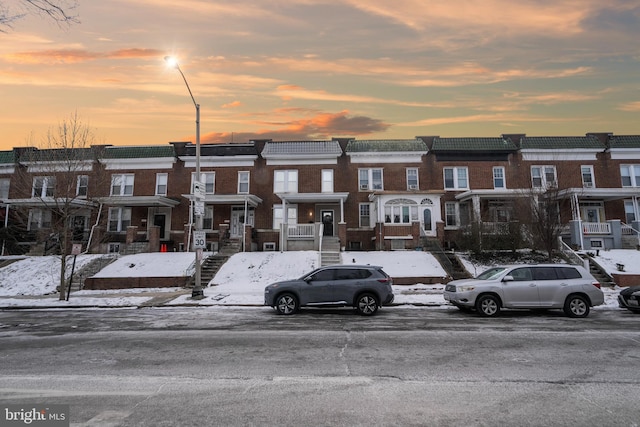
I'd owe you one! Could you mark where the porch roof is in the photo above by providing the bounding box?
[276,192,349,203]
[6,197,96,209]
[97,196,180,207]
[557,187,640,201]
[455,189,530,201]
[181,194,262,207]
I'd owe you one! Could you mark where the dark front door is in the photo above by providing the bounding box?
[321,210,334,236]
[154,214,166,240]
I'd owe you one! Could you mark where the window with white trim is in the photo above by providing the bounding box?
[443,167,468,190]
[620,165,640,187]
[384,199,418,224]
[32,176,56,198]
[445,202,460,227]
[191,172,215,194]
[359,203,371,228]
[321,169,334,193]
[531,166,557,188]
[274,170,298,193]
[75,175,89,197]
[203,206,214,230]
[273,204,297,229]
[110,174,134,196]
[238,171,250,194]
[155,173,168,196]
[28,209,52,230]
[359,168,383,191]
[0,178,9,199]
[581,166,595,188]
[407,168,419,190]
[108,207,131,232]
[493,167,505,189]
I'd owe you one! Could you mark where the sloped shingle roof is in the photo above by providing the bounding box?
[431,137,517,152]
[521,136,604,150]
[262,140,342,156]
[346,139,427,153]
[608,135,640,148]
[0,151,15,164]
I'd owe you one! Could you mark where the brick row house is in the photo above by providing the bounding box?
[1,132,640,257]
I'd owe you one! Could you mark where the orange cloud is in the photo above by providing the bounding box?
[4,48,164,64]
[222,101,243,108]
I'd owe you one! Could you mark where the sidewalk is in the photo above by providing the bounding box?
[0,285,451,310]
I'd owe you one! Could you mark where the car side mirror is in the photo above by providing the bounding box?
[503,275,514,282]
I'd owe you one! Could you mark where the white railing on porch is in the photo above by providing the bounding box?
[582,222,611,234]
[287,224,315,239]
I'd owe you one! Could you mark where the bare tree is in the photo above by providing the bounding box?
[0,0,79,32]
[14,113,103,300]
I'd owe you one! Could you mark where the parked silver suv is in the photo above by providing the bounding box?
[264,265,394,316]
[443,264,604,317]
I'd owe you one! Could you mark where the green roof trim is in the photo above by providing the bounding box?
[521,136,604,149]
[103,145,176,159]
[431,137,517,152]
[346,139,427,153]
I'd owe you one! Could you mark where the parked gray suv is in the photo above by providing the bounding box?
[264,265,394,316]
[443,264,604,317]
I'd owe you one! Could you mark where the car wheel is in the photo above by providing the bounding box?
[476,295,500,317]
[356,293,379,316]
[275,293,298,315]
[564,294,590,318]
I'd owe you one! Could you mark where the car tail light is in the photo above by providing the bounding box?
[377,277,390,283]
[591,281,601,289]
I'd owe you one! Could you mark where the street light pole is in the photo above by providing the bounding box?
[164,56,204,299]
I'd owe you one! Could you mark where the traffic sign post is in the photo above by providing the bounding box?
[192,230,207,250]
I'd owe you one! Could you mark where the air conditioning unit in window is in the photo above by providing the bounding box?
[359,185,369,190]
[409,184,418,190]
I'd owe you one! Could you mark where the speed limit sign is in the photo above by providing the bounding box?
[192,230,207,249]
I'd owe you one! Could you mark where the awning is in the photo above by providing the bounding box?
[275,192,349,204]
[181,194,263,207]
[5,197,97,209]
[97,196,180,207]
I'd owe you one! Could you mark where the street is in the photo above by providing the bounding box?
[0,307,639,426]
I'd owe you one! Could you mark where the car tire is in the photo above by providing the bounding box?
[275,293,298,315]
[563,294,590,318]
[355,293,379,316]
[476,294,500,317]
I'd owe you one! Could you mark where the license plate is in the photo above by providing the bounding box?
[629,299,638,306]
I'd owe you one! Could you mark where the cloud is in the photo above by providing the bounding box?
[222,101,243,108]
[618,101,640,112]
[199,110,390,143]
[4,48,164,64]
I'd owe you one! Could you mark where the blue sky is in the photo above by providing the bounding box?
[0,0,638,148]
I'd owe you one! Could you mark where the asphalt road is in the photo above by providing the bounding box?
[0,307,639,427]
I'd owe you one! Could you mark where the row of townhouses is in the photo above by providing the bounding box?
[1,132,640,257]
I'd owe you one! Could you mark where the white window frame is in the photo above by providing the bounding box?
[359,168,383,191]
[321,169,334,193]
[443,167,468,190]
[203,206,214,230]
[359,203,371,228]
[581,165,595,188]
[0,178,9,199]
[407,168,419,190]
[108,207,131,232]
[273,204,297,229]
[274,170,298,193]
[620,165,640,187]
[445,202,460,227]
[155,173,168,196]
[238,171,250,194]
[493,167,505,189]
[110,174,134,196]
[32,176,56,198]
[531,166,557,188]
[76,175,89,197]
[28,209,52,230]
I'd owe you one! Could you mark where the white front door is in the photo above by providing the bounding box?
[231,208,254,238]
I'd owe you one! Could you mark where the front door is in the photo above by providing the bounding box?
[321,210,334,236]
[231,207,255,238]
[153,214,167,240]
[421,207,434,235]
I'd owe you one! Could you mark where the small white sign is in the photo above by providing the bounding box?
[71,243,83,255]
[193,181,205,200]
[192,230,207,249]
[194,200,205,216]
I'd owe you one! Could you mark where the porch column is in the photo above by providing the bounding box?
[339,198,345,223]
[472,195,481,222]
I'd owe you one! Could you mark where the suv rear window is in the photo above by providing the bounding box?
[335,269,372,280]
[556,266,582,279]
[532,267,558,281]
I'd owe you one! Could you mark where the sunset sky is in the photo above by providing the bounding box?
[0,0,639,150]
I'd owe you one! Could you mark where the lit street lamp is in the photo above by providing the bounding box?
[164,56,204,299]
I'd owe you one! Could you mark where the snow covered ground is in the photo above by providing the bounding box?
[0,250,633,309]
